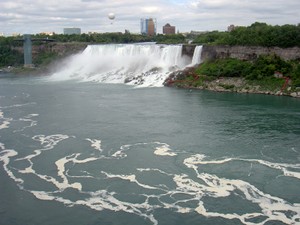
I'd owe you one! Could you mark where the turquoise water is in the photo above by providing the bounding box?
[0,74,300,225]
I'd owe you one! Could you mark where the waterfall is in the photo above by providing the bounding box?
[191,45,203,66]
[50,44,203,87]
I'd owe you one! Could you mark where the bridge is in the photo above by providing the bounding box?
[15,34,55,67]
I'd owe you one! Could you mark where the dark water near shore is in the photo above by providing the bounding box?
[0,74,300,225]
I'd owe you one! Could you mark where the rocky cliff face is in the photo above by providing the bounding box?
[13,42,88,60]
[201,45,300,61]
[32,42,88,57]
[182,45,196,58]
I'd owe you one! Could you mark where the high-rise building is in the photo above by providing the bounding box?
[140,18,157,36]
[63,28,81,35]
[163,23,176,34]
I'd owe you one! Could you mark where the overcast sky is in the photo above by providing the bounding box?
[0,0,299,35]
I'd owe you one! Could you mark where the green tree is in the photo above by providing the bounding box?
[0,37,23,67]
[192,22,300,47]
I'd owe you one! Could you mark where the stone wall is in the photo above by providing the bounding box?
[201,45,300,61]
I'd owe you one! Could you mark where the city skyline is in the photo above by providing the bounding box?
[1,0,299,36]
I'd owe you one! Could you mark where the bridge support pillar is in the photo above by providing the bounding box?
[23,34,34,67]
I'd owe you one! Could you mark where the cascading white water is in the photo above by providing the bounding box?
[191,45,203,66]
[50,44,202,87]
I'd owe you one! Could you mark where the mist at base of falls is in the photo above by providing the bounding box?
[49,44,203,87]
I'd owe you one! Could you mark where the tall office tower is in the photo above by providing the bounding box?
[140,18,157,36]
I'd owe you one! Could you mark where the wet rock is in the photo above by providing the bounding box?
[290,92,300,98]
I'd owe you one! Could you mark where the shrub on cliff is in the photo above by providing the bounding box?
[195,55,300,88]
[290,63,300,87]
[246,54,292,80]
[195,58,251,78]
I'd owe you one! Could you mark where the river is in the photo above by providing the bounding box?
[1,72,299,225]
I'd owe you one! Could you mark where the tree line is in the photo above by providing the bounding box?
[33,33,186,44]
[192,22,300,48]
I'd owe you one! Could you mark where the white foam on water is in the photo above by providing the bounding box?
[111,150,127,158]
[55,155,83,191]
[136,168,174,176]
[15,134,79,191]
[14,113,39,133]
[101,171,160,190]
[0,101,37,131]
[182,154,300,225]
[0,144,24,186]
[1,137,300,225]
[154,143,177,156]
[184,154,300,180]
[0,102,36,109]
[86,138,103,152]
[75,189,159,225]
[111,142,177,158]
[0,120,10,129]
[49,44,202,87]
[31,191,56,201]
[32,134,70,149]
[0,110,12,130]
